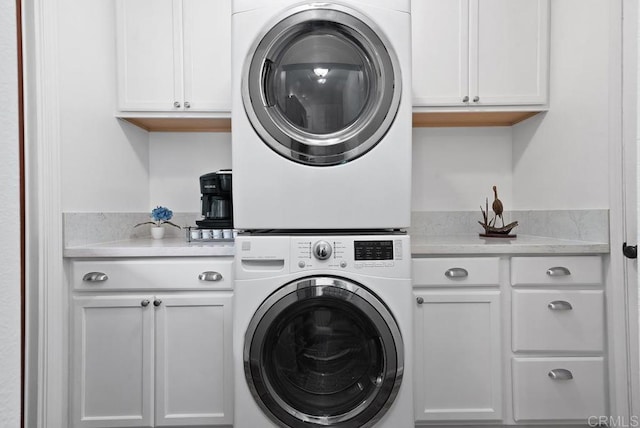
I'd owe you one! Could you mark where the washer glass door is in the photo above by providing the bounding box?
[244,277,404,427]
[242,5,401,166]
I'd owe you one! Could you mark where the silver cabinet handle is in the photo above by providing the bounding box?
[462,95,469,102]
[546,266,571,277]
[548,369,573,380]
[199,271,222,282]
[445,268,469,279]
[141,300,150,307]
[184,101,191,109]
[473,96,480,102]
[82,272,108,282]
[153,299,162,307]
[416,296,424,305]
[548,300,573,310]
[173,101,181,108]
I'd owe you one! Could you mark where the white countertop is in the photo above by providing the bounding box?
[63,238,235,258]
[64,234,609,258]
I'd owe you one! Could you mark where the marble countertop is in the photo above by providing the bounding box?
[64,234,609,258]
[63,238,235,258]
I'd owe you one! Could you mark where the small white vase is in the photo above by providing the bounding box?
[151,226,165,239]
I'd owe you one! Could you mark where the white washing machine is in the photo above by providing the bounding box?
[231,0,412,230]
[233,233,414,427]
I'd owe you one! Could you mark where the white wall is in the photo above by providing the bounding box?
[58,0,149,212]
[0,0,22,425]
[149,132,232,213]
[512,0,611,210]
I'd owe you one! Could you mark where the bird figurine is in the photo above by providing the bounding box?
[492,185,504,227]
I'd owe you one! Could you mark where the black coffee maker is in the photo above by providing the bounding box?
[196,170,233,229]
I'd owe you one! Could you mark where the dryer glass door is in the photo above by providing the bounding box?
[242,5,401,166]
[244,277,404,428]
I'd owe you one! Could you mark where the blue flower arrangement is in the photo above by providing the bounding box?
[135,206,181,229]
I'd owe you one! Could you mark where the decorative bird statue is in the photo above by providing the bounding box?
[492,185,504,227]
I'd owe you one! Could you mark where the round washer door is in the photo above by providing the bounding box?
[244,276,404,428]
[242,4,402,166]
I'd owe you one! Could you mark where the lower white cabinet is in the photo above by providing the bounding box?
[71,293,233,428]
[413,257,503,422]
[69,257,234,428]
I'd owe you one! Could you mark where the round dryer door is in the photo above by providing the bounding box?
[242,4,402,166]
[244,277,404,428]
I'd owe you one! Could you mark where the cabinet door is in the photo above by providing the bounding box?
[471,0,549,105]
[412,0,470,106]
[182,0,231,111]
[116,0,183,111]
[154,293,233,426]
[71,295,154,428]
[414,290,502,421]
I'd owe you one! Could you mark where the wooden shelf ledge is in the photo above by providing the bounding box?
[412,111,542,128]
[119,117,232,132]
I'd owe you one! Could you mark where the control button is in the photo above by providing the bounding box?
[298,260,306,268]
[340,261,347,268]
[313,241,333,260]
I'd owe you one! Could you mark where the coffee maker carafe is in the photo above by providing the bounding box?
[196,170,233,229]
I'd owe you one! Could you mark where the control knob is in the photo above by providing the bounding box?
[313,241,332,260]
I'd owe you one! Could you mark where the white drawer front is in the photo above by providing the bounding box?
[413,257,500,287]
[511,256,602,286]
[71,258,234,291]
[512,290,604,352]
[512,357,606,421]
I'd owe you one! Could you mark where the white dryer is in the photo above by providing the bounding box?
[231,0,412,230]
[233,233,414,427]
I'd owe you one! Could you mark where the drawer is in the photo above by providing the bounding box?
[512,357,606,421]
[512,290,604,352]
[70,258,234,291]
[511,256,602,286]
[412,257,500,287]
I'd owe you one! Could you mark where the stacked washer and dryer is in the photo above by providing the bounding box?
[231,1,413,427]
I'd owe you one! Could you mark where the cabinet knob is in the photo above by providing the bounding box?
[199,271,222,282]
[82,272,108,282]
[473,96,480,102]
[141,299,150,307]
[548,300,573,311]
[548,368,573,380]
[153,299,162,307]
[444,267,469,279]
[173,101,181,108]
[416,296,424,305]
[184,101,191,109]
[546,266,571,277]
[462,95,469,102]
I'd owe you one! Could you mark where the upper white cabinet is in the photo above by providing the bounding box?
[412,0,549,109]
[116,0,231,113]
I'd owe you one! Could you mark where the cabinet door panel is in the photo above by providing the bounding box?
[182,0,231,111]
[414,290,502,421]
[71,296,153,428]
[412,0,469,106]
[154,293,233,426]
[473,0,549,105]
[116,0,183,111]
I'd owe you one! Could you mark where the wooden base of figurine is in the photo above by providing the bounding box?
[480,233,517,238]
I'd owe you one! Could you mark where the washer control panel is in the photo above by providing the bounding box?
[291,236,407,273]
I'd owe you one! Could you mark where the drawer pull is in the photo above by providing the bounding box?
[416,297,424,305]
[546,266,571,277]
[199,271,222,282]
[548,300,573,311]
[548,368,574,380]
[444,268,468,279]
[82,272,108,282]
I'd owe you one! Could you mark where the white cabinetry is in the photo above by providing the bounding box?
[116,0,231,113]
[70,258,234,428]
[413,258,502,422]
[510,256,607,423]
[412,0,549,109]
